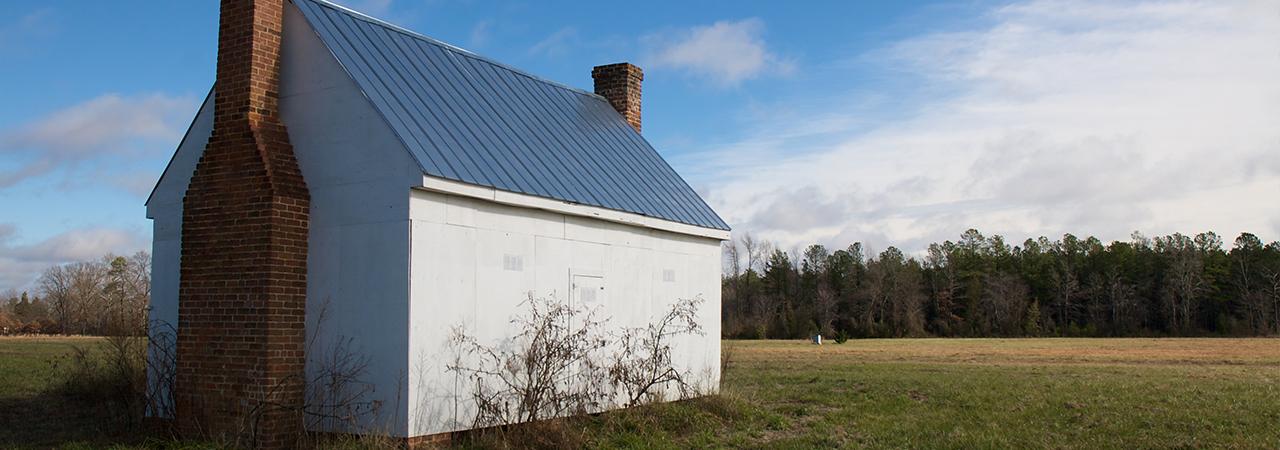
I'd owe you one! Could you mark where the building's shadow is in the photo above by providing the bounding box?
[0,391,144,448]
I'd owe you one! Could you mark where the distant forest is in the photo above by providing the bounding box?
[722,230,1280,339]
[0,253,149,335]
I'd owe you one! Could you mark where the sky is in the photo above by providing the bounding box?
[1,0,1278,291]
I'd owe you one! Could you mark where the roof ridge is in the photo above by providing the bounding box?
[299,0,608,101]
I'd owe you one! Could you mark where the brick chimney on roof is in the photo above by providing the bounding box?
[592,62,644,133]
[175,0,309,447]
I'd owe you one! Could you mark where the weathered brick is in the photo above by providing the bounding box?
[592,62,644,133]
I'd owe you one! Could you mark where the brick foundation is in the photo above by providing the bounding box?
[175,0,309,448]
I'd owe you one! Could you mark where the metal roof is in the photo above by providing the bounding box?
[293,0,730,231]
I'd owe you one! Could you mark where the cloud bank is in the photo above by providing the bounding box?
[0,93,195,191]
[696,0,1280,253]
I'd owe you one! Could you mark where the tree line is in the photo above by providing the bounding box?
[8,230,1280,339]
[0,252,150,335]
[722,230,1280,339]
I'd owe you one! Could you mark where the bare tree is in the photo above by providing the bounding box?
[1231,234,1271,334]
[925,243,962,333]
[126,252,152,331]
[1257,240,1280,334]
[723,239,742,280]
[813,285,837,335]
[980,273,1028,336]
[1160,234,1204,332]
[722,239,743,334]
[1101,269,1141,334]
[39,265,74,335]
[741,233,762,275]
[38,254,148,336]
[68,261,107,334]
[862,248,925,337]
[890,279,926,337]
[1049,259,1080,331]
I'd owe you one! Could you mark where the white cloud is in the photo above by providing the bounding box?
[0,8,55,52]
[0,93,195,190]
[645,18,793,87]
[696,0,1280,253]
[0,224,148,291]
[528,27,578,58]
[468,20,492,49]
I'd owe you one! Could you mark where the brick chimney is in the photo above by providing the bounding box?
[592,62,643,133]
[175,0,309,447]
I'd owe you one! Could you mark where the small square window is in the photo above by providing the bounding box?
[503,254,524,271]
[662,269,676,283]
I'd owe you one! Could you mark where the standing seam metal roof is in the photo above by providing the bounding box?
[293,0,730,231]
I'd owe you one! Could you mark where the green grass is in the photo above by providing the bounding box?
[561,338,1280,449]
[3,337,1279,449]
[0,336,146,449]
[0,336,99,397]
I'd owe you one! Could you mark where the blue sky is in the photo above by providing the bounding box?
[1,0,1278,290]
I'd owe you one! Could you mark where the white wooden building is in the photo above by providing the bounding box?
[146,0,729,439]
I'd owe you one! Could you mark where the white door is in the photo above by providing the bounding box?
[569,273,606,399]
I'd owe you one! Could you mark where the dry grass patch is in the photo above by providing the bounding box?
[737,337,1280,367]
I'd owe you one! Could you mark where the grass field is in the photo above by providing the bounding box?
[701,339,1280,448]
[0,336,129,448]
[2,337,1278,448]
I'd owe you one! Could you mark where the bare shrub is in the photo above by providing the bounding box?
[48,335,149,427]
[145,319,178,420]
[448,294,612,429]
[305,335,378,431]
[608,297,705,407]
[48,317,171,431]
[309,432,404,450]
[136,300,381,446]
[304,301,379,432]
[448,294,709,437]
[720,340,739,380]
[210,300,386,446]
[229,300,383,446]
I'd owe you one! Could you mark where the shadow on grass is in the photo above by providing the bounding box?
[450,394,760,450]
[0,391,151,449]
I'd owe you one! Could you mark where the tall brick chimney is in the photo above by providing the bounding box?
[592,62,643,133]
[175,0,309,447]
